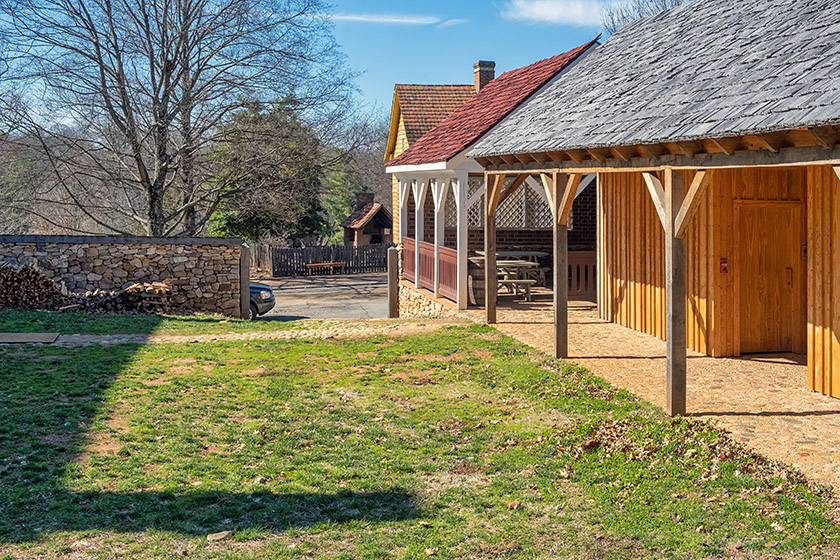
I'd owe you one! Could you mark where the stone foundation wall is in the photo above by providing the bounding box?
[398,283,459,319]
[0,235,246,317]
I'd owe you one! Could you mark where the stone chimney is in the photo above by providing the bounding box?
[356,192,375,209]
[474,60,495,92]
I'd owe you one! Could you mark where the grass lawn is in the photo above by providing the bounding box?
[1,322,838,559]
[0,310,301,335]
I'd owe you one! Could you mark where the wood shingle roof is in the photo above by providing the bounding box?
[394,84,476,144]
[469,0,840,158]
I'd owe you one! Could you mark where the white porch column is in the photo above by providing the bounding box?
[431,178,449,298]
[398,179,410,242]
[455,172,469,309]
[412,178,429,290]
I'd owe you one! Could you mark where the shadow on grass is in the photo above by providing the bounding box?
[0,340,416,543]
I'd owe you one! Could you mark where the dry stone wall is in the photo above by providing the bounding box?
[398,283,458,319]
[0,235,245,317]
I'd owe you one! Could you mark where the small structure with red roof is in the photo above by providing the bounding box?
[385,39,599,310]
[341,193,392,247]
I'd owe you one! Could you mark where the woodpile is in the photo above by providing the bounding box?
[0,260,69,309]
[1,260,172,313]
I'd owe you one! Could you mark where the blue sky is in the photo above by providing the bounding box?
[329,0,605,114]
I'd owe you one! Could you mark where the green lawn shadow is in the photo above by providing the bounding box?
[0,342,417,543]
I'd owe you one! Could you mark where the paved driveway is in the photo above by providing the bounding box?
[254,273,388,321]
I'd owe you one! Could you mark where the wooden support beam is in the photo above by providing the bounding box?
[756,133,781,153]
[565,149,586,163]
[639,144,666,158]
[710,137,740,156]
[485,173,506,324]
[642,172,667,230]
[514,153,535,165]
[809,126,840,150]
[587,148,610,162]
[675,140,702,158]
[541,171,570,359]
[497,173,529,206]
[548,151,567,163]
[664,168,687,417]
[834,166,840,183]
[611,146,636,162]
[674,170,711,238]
[558,173,582,226]
[475,156,491,167]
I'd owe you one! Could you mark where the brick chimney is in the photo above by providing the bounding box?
[356,192,375,209]
[474,60,495,92]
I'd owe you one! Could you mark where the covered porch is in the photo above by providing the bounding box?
[394,170,597,310]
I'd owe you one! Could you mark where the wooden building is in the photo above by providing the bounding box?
[384,83,476,242]
[466,0,840,410]
[341,193,392,247]
[386,42,598,309]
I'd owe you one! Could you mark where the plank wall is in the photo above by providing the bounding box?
[390,119,410,243]
[806,165,840,398]
[598,167,807,358]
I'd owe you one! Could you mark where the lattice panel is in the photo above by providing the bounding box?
[444,191,457,227]
[525,184,552,228]
[468,194,484,227]
[496,186,525,227]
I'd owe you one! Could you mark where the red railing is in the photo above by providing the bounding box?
[568,251,597,302]
[439,246,458,301]
[402,237,415,282]
[417,240,435,291]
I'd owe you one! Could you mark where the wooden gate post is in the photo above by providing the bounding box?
[239,243,250,320]
[388,246,399,318]
[665,168,687,416]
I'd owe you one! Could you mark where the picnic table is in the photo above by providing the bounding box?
[496,259,539,301]
[476,250,548,263]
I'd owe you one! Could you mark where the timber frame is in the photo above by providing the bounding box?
[478,135,840,417]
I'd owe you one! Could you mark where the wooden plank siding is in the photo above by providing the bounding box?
[807,165,840,398]
[598,167,808,360]
[390,119,411,243]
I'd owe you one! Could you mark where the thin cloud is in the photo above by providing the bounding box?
[438,18,469,28]
[500,0,602,27]
[332,13,442,25]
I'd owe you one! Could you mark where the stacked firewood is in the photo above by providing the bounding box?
[59,282,172,313]
[0,260,69,309]
[0,260,172,313]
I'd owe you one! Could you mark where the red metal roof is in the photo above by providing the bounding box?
[394,84,476,144]
[386,40,598,168]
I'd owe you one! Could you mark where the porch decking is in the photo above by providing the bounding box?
[465,295,840,491]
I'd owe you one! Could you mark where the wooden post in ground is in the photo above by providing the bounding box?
[239,243,250,320]
[665,167,687,416]
[484,173,504,323]
[388,246,399,318]
[544,172,581,359]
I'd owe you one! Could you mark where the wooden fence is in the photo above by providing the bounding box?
[252,243,395,277]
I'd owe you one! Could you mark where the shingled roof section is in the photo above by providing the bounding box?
[341,203,391,230]
[470,0,840,159]
[387,39,598,168]
[396,84,476,144]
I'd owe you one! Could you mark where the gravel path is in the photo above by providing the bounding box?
[50,318,470,347]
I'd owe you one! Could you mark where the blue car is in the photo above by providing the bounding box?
[249,282,275,320]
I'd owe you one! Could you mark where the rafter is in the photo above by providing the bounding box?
[674,170,711,238]
[611,146,636,161]
[710,137,740,156]
[639,144,665,158]
[675,140,702,158]
[756,133,782,153]
[565,149,586,163]
[809,126,840,150]
[587,148,609,162]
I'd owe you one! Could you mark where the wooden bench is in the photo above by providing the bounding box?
[498,278,537,301]
[305,262,345,275]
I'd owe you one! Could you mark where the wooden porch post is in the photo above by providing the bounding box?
[412,178,429,290]
[544,172,581,359]
[455,172,469,310]
[484,174,504,323]
[398,179,410,242]
[432,178,448,298]
[664,167,687,416]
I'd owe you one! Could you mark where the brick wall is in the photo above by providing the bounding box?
[0,235,247,317]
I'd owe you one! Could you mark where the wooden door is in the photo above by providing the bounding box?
[737,202,805,354]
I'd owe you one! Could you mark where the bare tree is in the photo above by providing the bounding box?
[0,0,356,236]
[601,0,686,34]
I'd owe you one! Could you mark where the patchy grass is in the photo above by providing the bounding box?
[0,324,838,559]
[0,309,299,335]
